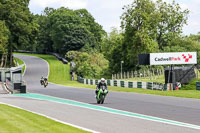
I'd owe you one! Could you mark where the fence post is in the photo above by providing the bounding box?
[152,68,154,79]
[139,71,141,78]
[159,69,162,76]
[127,71,129,79]
[131,71,133,78]
[150,69,152,81]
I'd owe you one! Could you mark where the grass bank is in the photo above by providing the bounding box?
[0,104,89,133]
[14,57,25,73]
[14,53,71,82]
[124,75,165,83]
[15,53,200,99]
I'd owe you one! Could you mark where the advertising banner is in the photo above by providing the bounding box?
[150,52,197,65]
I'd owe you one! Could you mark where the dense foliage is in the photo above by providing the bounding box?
[1,0,200,80]
[34,7,105,56]
[0,0,38,66]
[119,0,189,71]
[0,20,9,67]
[66,51,109,78]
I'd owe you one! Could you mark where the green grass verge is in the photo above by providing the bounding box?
[181,78,199,90]
[124,75,165,83]
[0,104,89,133]
[15,53,200,99]
[14,57,25,73]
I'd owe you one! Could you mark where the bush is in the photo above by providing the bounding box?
[181,79,198,90]
[66,51,109,79]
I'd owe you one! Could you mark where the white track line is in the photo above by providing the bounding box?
[0,102,100,133]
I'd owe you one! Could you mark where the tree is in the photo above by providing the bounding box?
[156,0,189,49]
[187,32,200,42]
[101,28,124,73]
[120,0,189,71]
[35,7,105,56]
[163,36,200,65]
[0,0,39,66]
[121,0,159,70]
[48,8,89,55]
[34,8,55,53]
[75,9,106,51]
[0,20,9,67]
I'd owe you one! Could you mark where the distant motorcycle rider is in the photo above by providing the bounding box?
[96,78,108,96]
[43,77,48,87]
[40,76,48,86]
[44,77,48,82]
[40,76,44,85]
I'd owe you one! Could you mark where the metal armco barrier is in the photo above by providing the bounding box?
[120,81,125,87]
[95,80,98,85]
[107,80,111,86]
[137,82,142,88]
[90,79,93,85]
[77,76,167,91]
[114,80,117,86]
[128,82,133,88]
[196,82,200,90]
[147,82,153,90]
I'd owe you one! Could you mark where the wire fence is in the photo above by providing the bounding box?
[112,68,164,80]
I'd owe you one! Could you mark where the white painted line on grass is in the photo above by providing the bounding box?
[0,102,100,133]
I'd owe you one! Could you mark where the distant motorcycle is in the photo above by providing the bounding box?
[43,80,48,88]
[96,86,108,104]
[40,78,48,88]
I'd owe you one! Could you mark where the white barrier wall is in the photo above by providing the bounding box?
[110,80,114,86]
[125,81,129,88]
[117,80,121,87]
[78,77,166,91]
[133,81,137,88]
[142,82,147,89]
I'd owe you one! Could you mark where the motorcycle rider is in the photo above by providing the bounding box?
[43,77,48,87]
[40,76,44,85]
[44,77,48,82]
[95,78,108,97]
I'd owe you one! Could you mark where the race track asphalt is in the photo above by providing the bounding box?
[12,54,200,132]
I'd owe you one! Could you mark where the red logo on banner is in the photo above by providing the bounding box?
[182,54,192,62]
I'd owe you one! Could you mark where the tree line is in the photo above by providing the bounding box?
[101,0,200,76]
[1,0,200,79]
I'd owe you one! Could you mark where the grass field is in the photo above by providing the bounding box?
[15,53,200,99]
[124,75,165,83]
[0,104,89,133]
[14,57,26,73]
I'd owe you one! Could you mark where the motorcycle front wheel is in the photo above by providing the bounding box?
[100,95,104,104]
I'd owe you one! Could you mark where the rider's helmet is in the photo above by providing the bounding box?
[101,78,105,84]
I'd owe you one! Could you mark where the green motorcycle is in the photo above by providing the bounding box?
[96,86,108,104]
